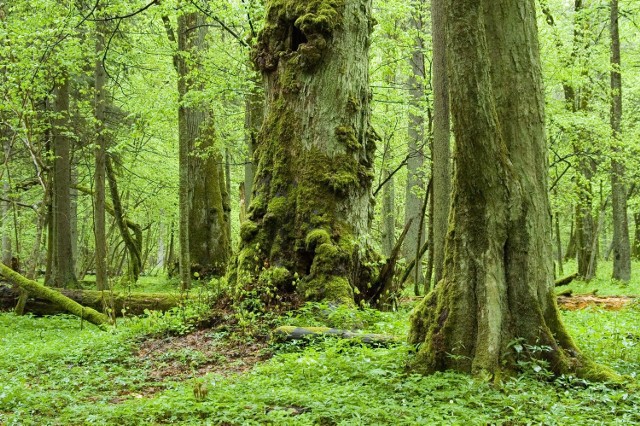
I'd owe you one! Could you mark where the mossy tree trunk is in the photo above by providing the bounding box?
[231,0,378,306]
[173,11,230,283]
[408,0,611,380]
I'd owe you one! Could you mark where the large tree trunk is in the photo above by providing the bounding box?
[408,0,612,380]
[230,0,377,306]
[48,75,78,288]
[430,0,450,287]
[609,0,630,282]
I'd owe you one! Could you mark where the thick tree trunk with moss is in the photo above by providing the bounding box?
[174,12,230,283]
[609,0,630,282]
[48,75,78,288]
[230,0,378,306]
[408,0,611,380]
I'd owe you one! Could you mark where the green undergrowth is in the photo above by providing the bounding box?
[1,299,639,425]
[556,259,640,296]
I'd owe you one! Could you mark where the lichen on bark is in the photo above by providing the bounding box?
[229,0,378,309]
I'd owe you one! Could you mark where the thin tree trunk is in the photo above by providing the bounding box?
[403,1,427,285]
[609,0,630,281]
[430,0,450,286]
[632,212,640,260]
[94,14,108,291]
[1,139,11,267]
[105,157,141,283]
[381,170,395,257]
[555,213,564,276]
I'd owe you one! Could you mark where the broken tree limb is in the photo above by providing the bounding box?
[555,272,578,287]
[368,219,413,310]
[0,264,110,328]
[272,326,399,346]
[0,283,187,317]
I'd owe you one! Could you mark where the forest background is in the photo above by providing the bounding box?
[1,0,640,424]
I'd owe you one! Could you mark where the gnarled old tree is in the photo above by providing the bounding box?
[229,0,378,306]
[408,0,612,380]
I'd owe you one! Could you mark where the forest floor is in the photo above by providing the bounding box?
[1,261,639,425]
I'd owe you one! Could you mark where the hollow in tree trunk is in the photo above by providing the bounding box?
[408,0,613,380]
[229,0,378,307]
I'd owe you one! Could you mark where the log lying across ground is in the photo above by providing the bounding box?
[0,282,186,317]
[0,264,109,328]
[272,326,399,346]
[555,272,579,287]
[557,294,635,311]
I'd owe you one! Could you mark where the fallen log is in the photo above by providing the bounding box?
[555,272,578,287]
[272,326,399,346]
[0,264,109,328]
[557,294,634,311]
[0,283,186,317]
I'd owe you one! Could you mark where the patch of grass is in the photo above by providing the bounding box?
[558,260,640,296]
[1,278,639,425]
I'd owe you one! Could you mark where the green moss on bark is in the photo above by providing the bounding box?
[253,0,345,72]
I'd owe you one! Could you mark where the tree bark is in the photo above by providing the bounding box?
[231,0,378,306]
[408,0,613,380]
[609,0,630,282]
[244,82,263,208]
[430,0,450,287]
[48,74,78,288]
